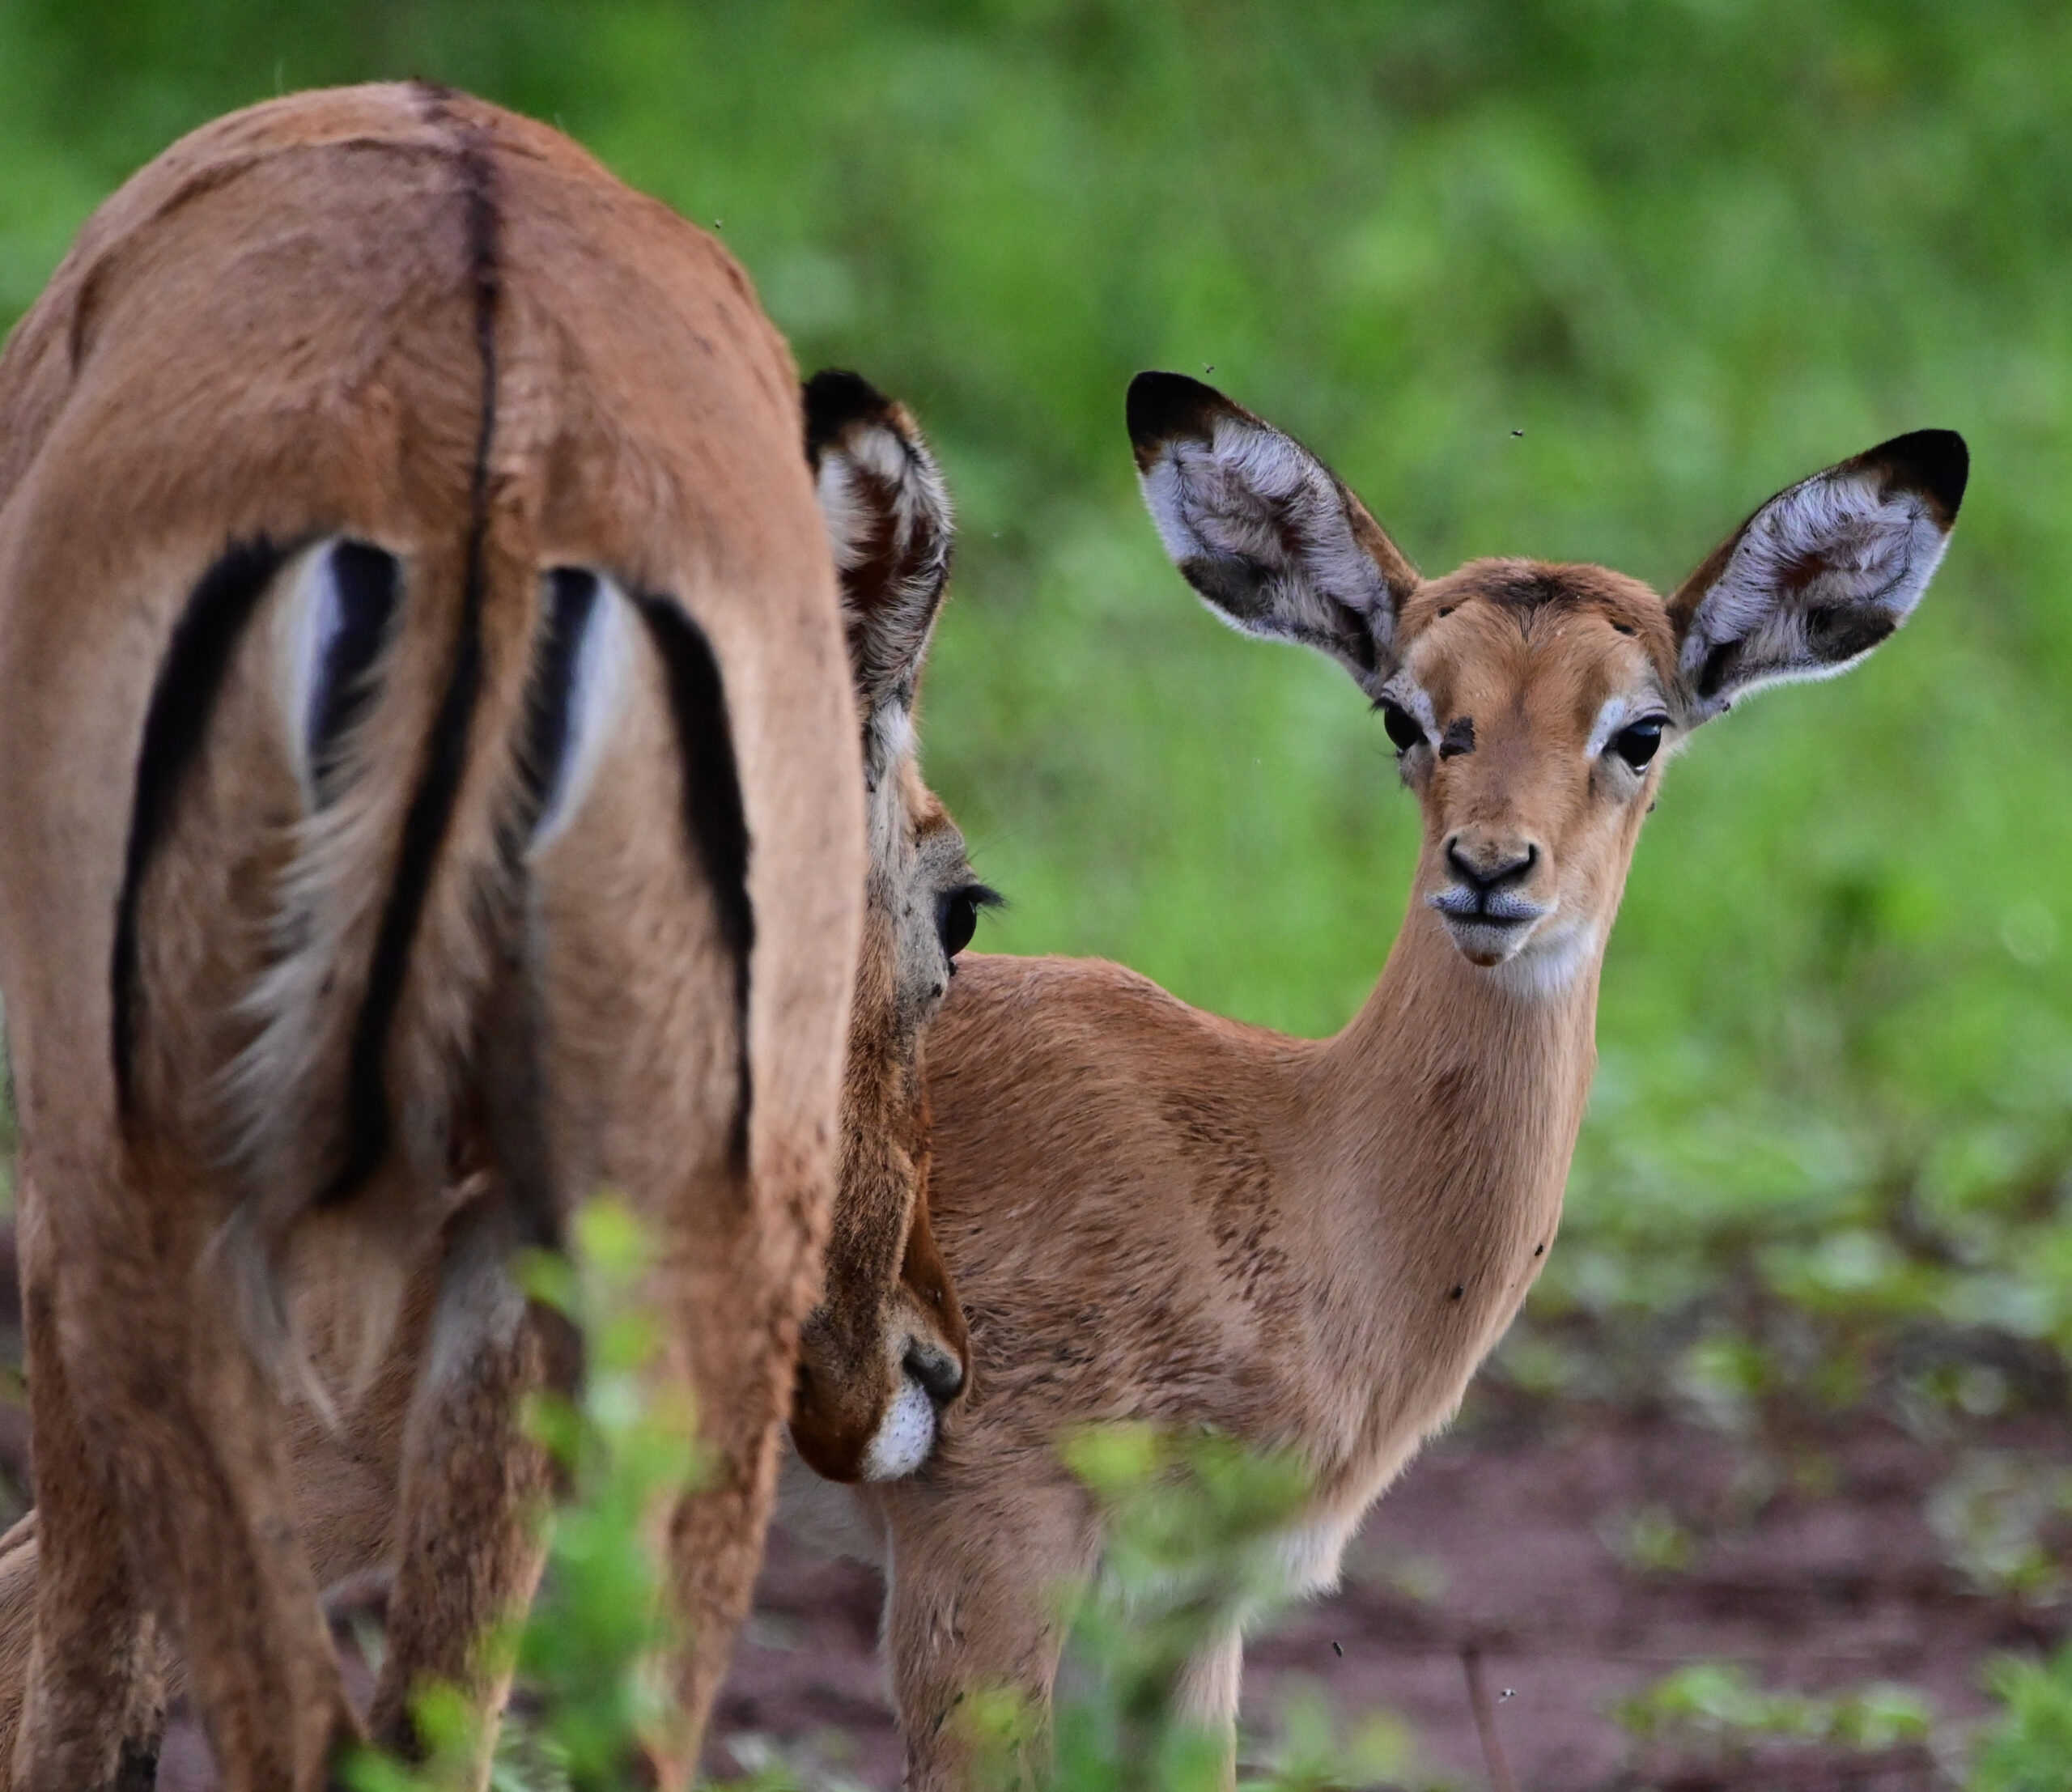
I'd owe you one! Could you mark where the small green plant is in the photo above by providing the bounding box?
[1606,1504,1693,1576]
[1616,1662,1934,1764]
[513,1200,709,1784]
[1252,1685,1416,1792]
[1969,1643,2072,1792]
[1930,1454,2072,1607]
[344,1197,707,1792]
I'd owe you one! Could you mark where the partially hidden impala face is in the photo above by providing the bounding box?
[793,372,993,1480]
[1128,372,1968,998]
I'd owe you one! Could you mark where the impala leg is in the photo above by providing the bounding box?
[368,1197,556,1784]
[0,1527,43,1786]
[881,1476,1098,1792]
[104,1306,354,1792]
[19,1183,356,1792]
[1173,1629,1243,1792]
[653,1241,798,1786]
[9,1195,155,1792]
[0,1512,180,1792]
[110,1620,170,1792]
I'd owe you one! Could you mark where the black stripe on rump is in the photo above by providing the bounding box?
[113,537,293,1118]
[307,541,401,803]
[471,567,603,1263]
[514,567,601,827]
[632,594,756,1174]
[325,546,486,1204]
[324,132,503,1205]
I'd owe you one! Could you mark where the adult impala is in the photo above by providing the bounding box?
[0,364,986,1784]
[0,83,904,1792]
[851,374,1968,1786]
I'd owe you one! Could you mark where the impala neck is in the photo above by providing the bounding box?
[1329,889,1602,1104]
[1300,870,1605,1455]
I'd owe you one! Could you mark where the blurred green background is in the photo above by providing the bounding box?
[3,0,2070,1417]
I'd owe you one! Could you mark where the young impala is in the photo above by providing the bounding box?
[849,374,1967,1786]
[0,366,987,1783]
[0,83,901,1792]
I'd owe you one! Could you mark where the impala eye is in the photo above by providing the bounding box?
[1378,700,1423,754]
[936,883,1001,966]
[1611,716,1666,771]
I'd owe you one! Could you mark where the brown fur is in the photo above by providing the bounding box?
[0,85,863,1790]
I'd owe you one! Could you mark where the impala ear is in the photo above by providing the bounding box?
[1127,372,1417,696]
[805,370,953,773]
[1668,430,1968,724]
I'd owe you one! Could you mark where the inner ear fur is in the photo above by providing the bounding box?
[1667,428,1968,722]
[1126,371,1418,694]
[805,369,953,724]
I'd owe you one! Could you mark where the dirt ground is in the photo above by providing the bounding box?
[0,1208,2058,1789]
[710,1398,2069,1790]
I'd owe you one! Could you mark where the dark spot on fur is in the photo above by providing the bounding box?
[1865,427,1968,526]
[1439,716,1476,759]
[1696,639,1742,701]
[1481,567,1575,609]
[1804,605,1896,664]
[1776,545,1832,597]
[1426,1064,1471,1124]
[1178,552,1271,625]
[1330,602,1380,675]
[1125,370,1226,469]
[802,368,890,454]
[1450,1285,1465,1301]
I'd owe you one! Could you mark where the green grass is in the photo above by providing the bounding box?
[3,0,2071,1399]
[1972,1644,2072,1792]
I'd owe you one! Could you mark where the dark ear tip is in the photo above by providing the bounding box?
[803,369,896,462]
[1871,427,1969,524]
[1127,370,1229,467]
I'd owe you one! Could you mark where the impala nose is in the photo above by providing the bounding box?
[1445,833,1539,893]
[903,1339,966,1404]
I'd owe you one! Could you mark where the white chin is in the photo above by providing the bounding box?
[1443,919,1532,966]
[860,1375,936,1481]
